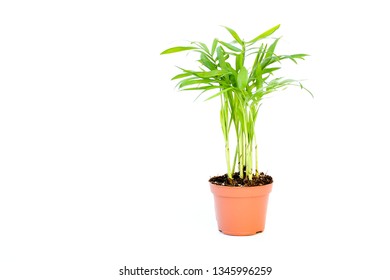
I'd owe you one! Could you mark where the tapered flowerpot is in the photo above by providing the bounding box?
[210,183,273,236]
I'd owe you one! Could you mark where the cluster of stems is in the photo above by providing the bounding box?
[220,87,260,183]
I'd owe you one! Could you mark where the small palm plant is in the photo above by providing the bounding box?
[161,24,311,186]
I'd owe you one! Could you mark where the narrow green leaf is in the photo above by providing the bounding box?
[193,89,208,102]
[225,62,236,75]
[218,40,241,52]
[160,46,197,55]
[199,53,217,70]
[235,53,244,72]
[194,70,227,78]
[250,43,264,77]
[289,57,298,64]
[171,72,193,80]
[266,38,280,59]
[248,24,280,44]
[255,66,263,89]
[192,50,214,61]
[216,46,227,70]
[299,82,314,98]
[249,89,266,102]
[260,56,279,69]
[183,85,224,91]
[205,87,233,101]
[222,26,243,45]
[211,39,218,56]
[279,54,309,64]
[258,44,267,64]
[290,53,309,59]
[196,42,210,54]
[237,67,248,90]
[262,67,281,74]
[179,78,212,88]
[175,76,198,88]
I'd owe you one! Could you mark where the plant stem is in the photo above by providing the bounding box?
[247,138,252,181]
[232,144,238,174]
[239,133,244,179]
[225,142,232,181]
[255,133,259,177]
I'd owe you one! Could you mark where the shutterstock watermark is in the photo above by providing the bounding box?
[119,266,203,276]
[119,266,272,277]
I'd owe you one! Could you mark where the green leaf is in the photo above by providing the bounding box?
[235,53,244,72]
[222,26,243,45]
[179,78,212,88]
[290,53,309,59]
[260,56,279,69]
[194,70,228,78]
[266,38,280,59]
[171,72,193,80]
[205,87,233,101]
[199,53,217,70]
[262,67,281,74]
[248,24,280,44]
[218,40,241,52]
[216,46,227,70]
[255,44,267,69]
[196,42,210,54]
[193,49,214,61]
[299,82,314,98]
[183,85,224,91]
[175,76,197,87]
[250,43,264,77]
[211,39,218,56]
[237,67,248,90]
[280,54,309,64]
[255,66,263,89]
[160,46,197,55]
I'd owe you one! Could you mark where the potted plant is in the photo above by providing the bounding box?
[161,24,311,236]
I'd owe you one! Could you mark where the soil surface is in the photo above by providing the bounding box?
[209,172,273,187]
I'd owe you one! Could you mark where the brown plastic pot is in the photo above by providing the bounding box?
[210,183,273,236]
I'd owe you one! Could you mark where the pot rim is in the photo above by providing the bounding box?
[210,182,273,198]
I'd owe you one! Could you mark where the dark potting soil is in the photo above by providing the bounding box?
[209,172,273,187]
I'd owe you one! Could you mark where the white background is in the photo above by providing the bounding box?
[1,0,389,279]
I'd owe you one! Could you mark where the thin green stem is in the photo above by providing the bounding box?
[255,133,259,177]
[247,139,252,181]
[225,141,232,180]
[239,133,244,179]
